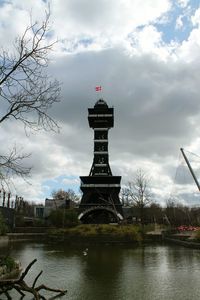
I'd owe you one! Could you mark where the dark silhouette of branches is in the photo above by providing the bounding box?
[0,146,31,188]
[0,259,67,299]
[0,9,61,184]
[0,10,60,132]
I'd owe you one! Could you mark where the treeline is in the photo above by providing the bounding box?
[130,201,200,227]
[0,190,34,214]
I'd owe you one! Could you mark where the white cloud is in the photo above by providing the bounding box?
[127,25,175,60]
[191,7,200,27]
[0,0,172,55]
[0,0,49,48]
[176,27,200,61]
[173,7,200,62]
[176,15,184,29]
[50,0,171,51]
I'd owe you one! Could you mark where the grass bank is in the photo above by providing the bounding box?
[48,224,142,244]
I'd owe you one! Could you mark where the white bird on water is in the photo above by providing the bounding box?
[83,248,88,256]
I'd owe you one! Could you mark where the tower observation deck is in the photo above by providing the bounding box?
[79,99,123,224]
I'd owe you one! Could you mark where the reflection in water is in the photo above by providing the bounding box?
[78,246,124,300]
[1,242,200,300]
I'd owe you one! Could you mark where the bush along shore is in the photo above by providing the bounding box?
[47,224,200,247]
[0,256,21,280]
[47,224,143,244]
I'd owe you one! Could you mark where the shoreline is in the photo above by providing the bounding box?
[1,226,200,249]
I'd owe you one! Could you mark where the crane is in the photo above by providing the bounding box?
[180,148,200,192]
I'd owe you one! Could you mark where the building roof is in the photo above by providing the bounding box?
[94,99,108,107]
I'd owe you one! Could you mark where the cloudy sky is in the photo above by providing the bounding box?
[1,0,200,206]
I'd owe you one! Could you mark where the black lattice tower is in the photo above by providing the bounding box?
[79,99,123,224]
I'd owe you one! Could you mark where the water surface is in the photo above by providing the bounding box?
[1,242,200,300]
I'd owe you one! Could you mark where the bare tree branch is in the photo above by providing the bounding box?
[0,10,60,132]
[0,10,61,185]
[0,259,67,299]
[0,146,31,189]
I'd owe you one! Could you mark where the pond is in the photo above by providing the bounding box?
[1,242,200,300]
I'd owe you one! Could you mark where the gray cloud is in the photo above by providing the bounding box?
[49,48,200,162]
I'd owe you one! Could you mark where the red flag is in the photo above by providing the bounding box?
[95,86,102,92]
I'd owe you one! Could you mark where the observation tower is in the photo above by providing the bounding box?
[79,99,123,223]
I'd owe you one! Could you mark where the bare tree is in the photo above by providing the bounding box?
[52,189,80,203]
[120,187,131,207]
[124,169,152,226]
[0,10,61,186]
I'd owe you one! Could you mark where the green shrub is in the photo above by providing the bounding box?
[15,215,25,227]
[0,256,15,272]
[33,218,46,227]
[48,224,142,242]
[194,229,200,241]
[49,209,79,228]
